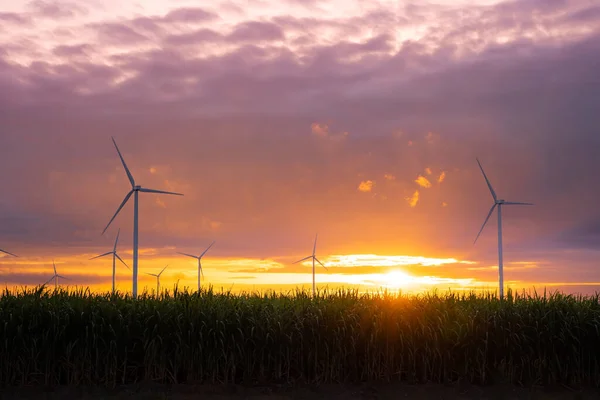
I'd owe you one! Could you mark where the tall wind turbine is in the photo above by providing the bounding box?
[474,158,533,298]
[44,260,69,290]
[90,228,130,294]
[102,137,183,299]
[0,248,17,257]
[147,265,168,294]
[293,234,328,297]
[177,241,215,292]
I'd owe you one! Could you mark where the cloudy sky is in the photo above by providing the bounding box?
[0,0,599,294]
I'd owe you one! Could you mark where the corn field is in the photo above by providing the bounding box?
[1,286,600,388]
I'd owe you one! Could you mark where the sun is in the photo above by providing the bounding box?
[383,270,415,288]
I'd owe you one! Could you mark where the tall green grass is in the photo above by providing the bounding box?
[1,286,599,387]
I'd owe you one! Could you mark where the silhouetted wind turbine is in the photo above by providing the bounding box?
[293,234,328,296]
[44,260,69,290]
[0,248,17,257]
[147,265,168,294]
[90,228,130,294]
[102,137,183,299]
[177,241,215,292]
[474,158,533,299]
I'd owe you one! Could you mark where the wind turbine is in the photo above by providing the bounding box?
[102,137,183,299]
[177,241,215,292]
[474,158,533,298]
[44,260,69,290]
[90,228,130,294]
[147,265,168,294]
[0,248,17,257]
[293,234,328,297]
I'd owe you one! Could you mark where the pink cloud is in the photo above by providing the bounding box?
[227,21,285,42]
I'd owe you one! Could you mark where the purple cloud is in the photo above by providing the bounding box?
[227,21,285,42]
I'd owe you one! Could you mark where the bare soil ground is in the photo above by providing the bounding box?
[2,383,599,400]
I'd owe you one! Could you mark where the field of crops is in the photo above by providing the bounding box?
[1,287,600,389]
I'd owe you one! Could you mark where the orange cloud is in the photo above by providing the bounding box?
[384,174,396,181]
[358,180,374,192]
[415,175,432,188]
[155,198,166,208]
[425,132,438,144]
[406,190,419,207]
[438,171,446,183]
[311,122,329,137]
[425,167,432,175]
[442,202,448,207]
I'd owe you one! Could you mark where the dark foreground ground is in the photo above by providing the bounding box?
[2,383,599,400]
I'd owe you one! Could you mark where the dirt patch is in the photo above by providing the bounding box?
[1,383,598,400]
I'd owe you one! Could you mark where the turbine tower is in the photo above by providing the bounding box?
[0,248,17,257]
[44,260,69,290]
[474,158,533,298]
[177,241,215,292]
[90,228,130,294]
[147,265,168,294]
[293,234,328,297]
[102,137,183,299]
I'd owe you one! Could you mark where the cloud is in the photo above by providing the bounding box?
[27,0,86,19]
[163,7,218,23]
[0,0,600,288]
[311,122,329,137]
[358,180,374,193]
[406,191,419,208]
[438,171,446,183]
[384,174,396,181]
[415,175,432,188]
[425,167,432,175]
[0,12,31,25]
[228,21,285,42]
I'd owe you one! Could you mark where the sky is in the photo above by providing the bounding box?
[1,0,600,295]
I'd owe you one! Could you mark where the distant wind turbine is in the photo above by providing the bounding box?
[102,137,184,299]
[90,228,130,294]
[147,265,168,294]
[44,260,69,290]
[0,248,17,257]
[293,234,328,297]
[177,241,215,292]
[474,158,533,299]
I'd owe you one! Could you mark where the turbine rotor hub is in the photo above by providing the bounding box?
[497,199,505,204]
[134,185,141,190]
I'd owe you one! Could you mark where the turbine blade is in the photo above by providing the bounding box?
[0,249,17,257]
[200,241,215,258]
[476,158,497,201]
[313,233,318,256]
[147,273,158,277]
[57,275,69,280]
[200,266,205,278]
[177,252,199,259]
[53,260,57,275]
[293,256,312,264]
[114,228,121,252]
[158,265,168,276]
[89,251,112,260]
[504,201,534,206]
[315,257,328,271]
[111,137,135,187]
[474,204,497,245]
[44,276,55,285]
[139,187,184,196]
[115,253,130,270]
[102,190,133,235]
